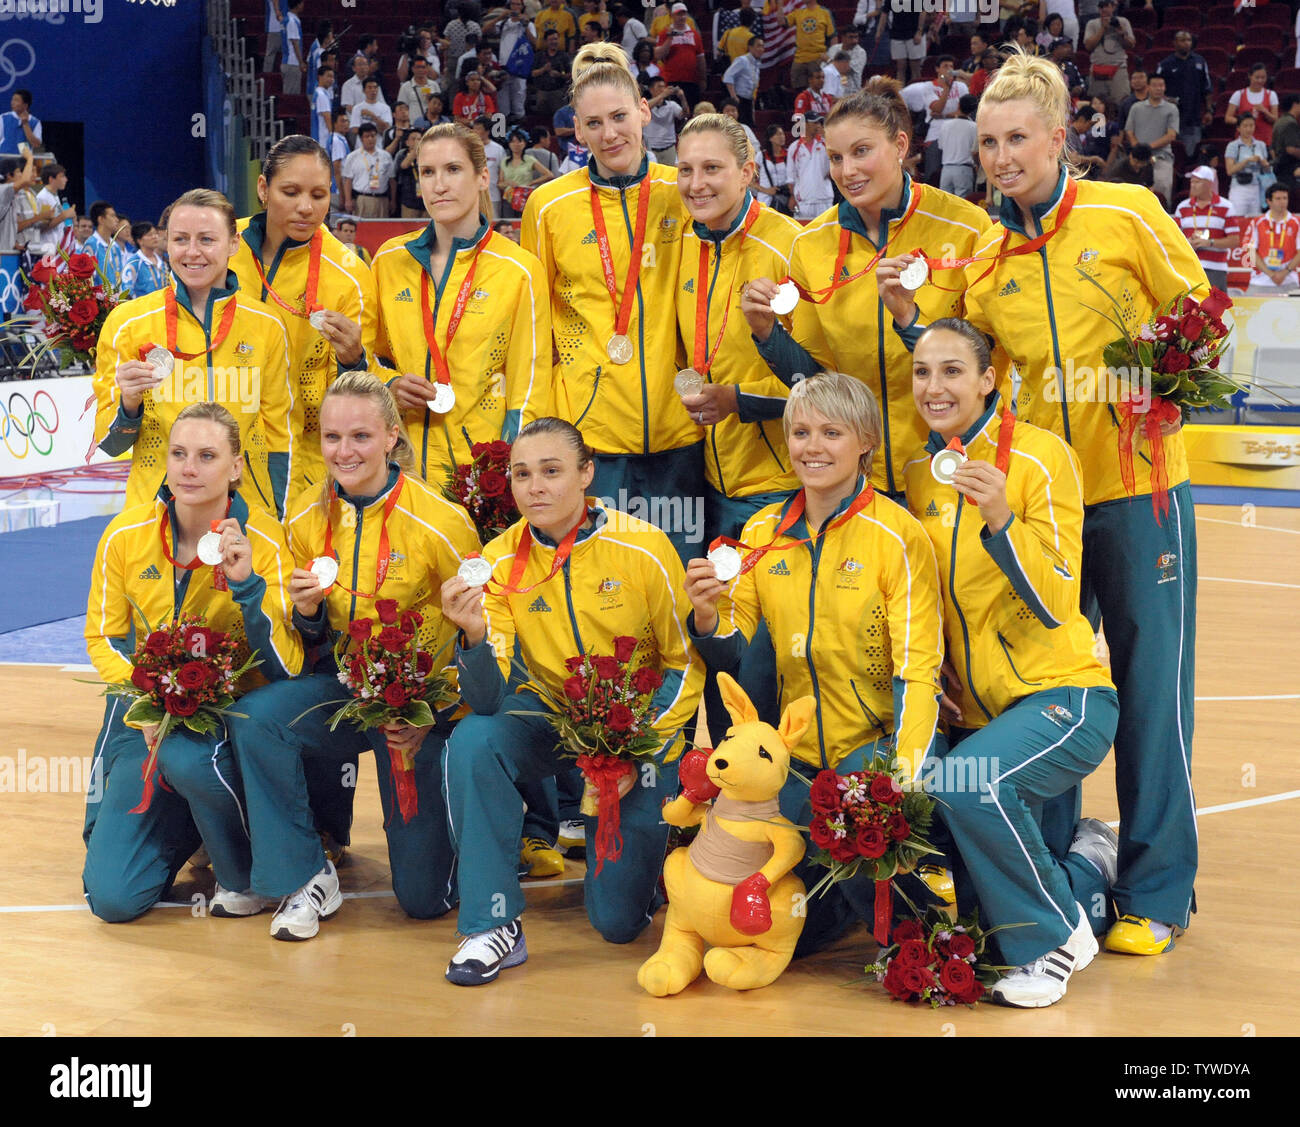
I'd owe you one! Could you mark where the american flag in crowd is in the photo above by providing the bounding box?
[761,0,799,72]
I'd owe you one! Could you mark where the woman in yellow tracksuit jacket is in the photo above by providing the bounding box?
[229,135,379,513]
[83,403,303,924]
[439,417,704,985]
[687,372,945,955]
[521,42,702,562]
[903,319,1119,1007]
[887,53,1206,957]
[95,190,294,519]
[228,372,482,942]
[373,122,552,487]
[741,79,995,500]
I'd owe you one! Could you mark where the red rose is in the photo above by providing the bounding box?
[631,666,662,694]
[375,598,400,625]
[1153,315,1178,341]
[564,655,585,672]
[612,635,637,663]
[901,965,935,995]
[809,814,834,849]
[563,674,589,701]
[67,298,99,326]
[856,823,887,859]
[144,630,173,656]
[182,625,219,654]
[22,286,44,312]
[1199,287,1232,319]
[377,626,411,653]
[1157,347,1192,374]
[479,470,508,497]
[829,836,858,863]
[130,665,157,693]
[891,919,925,943]
[416,651,434,677]
[382,683,409,708]
[896,938,931,969]
[1179,311,1207,342]
[28,260,54,284]
[606,702,635,731]
[870,773,902,806]
[489,440,511,459]
[470,442,489,459]
[71,331,98,352]
[955,980,985,1005]
[809,770,843,815]
[948,932,976,959]
[400,609,423,634]
[164,693,200,717]
[347,619,373,644]
[939,958,977,997]
[883,961,913,1000]
[176,661,210,691]
[886,812,910,842]
[67,253,97,279]
[593,655,622,681]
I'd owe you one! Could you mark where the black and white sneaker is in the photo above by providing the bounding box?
[991,904,1098,1008]
[445,919,528,986]
[270,860,342,941]
[1069,818,1119,887]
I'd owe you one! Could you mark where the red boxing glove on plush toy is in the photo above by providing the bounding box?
[730,872,772,935]
[678,748,721,804]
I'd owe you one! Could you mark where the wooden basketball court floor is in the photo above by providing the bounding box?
[0,502,1296,1037]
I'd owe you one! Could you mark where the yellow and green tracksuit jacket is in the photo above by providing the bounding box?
[522,155,696,457]
[94,275,294,518]
[695,477,943,778]
[903,397,1114,729]
[85,488,303,689]
[960,172,1210,506]
[755,177,996,495]
[372,216,552,485]
[231,214,379,512]
[676,192,801,499]
[454,502,705,758]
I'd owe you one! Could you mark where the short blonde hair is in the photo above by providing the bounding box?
[679,112,754,166]
[318,372,418,506]
[167,188,238,238]
[784,372,882,477]
[978,47,1085,179]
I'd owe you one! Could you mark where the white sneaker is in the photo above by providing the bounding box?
[1069,817,1119,887]
[270,860,342,941]
[210,884,272,918]
[991,904,1098,1008]
[445,919,528,986]
[557,820,585,853]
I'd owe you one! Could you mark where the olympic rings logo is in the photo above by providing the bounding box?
[1,388,59,459]
[0,40,35,96]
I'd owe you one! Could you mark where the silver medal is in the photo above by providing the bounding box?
[196,531,224,566]
[310,555,340,589]
[899,259,930,292]
[145,347,174,377]
[457,556,494,587]
[930,448,967,485]
[308,309,330,332]
[607,334,634,365]
[674,368,704,398]
[426,383,456,414]
[770,281,800,316]
[707,544,743,583]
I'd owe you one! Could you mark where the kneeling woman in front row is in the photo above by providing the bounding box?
[440,418,704,986]
[685,372,946,954]
[230,371,481,941]
[84,403,303,922]
[904,319,1119,1008]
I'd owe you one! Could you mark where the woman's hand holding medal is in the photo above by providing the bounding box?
[211,516,253,584]
[950,459,1012,535]
[115,358,164,415]
[876,253,922,329]
[440,574,488,647]
[684,557,729,635]
[739,276,781,342]
[313,309,363,366]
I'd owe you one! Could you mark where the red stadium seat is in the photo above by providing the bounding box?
[1149,29,1181,53]
[1232,46,1282,72]
[1198,46,1233,75]
[1127,7,1157,34]
[1250,5,1295,31]
[1199,24,1239,49]
[1162,7,1206,30]
[1243,25,1286,49]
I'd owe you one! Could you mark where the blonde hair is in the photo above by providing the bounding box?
[570,41,641,109]
[978,47,1085,179]
[679,112,754,165]
[318,372,418,505]
[420,121,493,228]
[784,372,883,477]
[693,101,717,117]
[167,188,238,238]
[171,402,243,489]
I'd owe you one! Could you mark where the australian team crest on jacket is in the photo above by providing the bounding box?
[595,575,623,609]
[834,556,864,590]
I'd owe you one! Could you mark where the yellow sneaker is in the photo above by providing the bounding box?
[1105,915,1177,955]
[520,837,565,878]
[919,865,956,906]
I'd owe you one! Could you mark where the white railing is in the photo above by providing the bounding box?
[206,0,280,162]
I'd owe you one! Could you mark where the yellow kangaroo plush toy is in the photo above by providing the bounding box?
[637,673,816,995]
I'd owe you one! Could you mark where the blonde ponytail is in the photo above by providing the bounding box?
[979,46,1086,180]
[570,41,641,109]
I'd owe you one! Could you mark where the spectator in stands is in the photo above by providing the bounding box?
[645,76,687,165]
[472,116,507,219]
[888,5,927,84]
[333,216,372,266]
[823,48,854,100]
[1225,114,1270,220]
[398,56,441,125]
[384,102,416,156]
[756,122,792,214]
[73,214,94,253]
[1081,0,1133,103]
[281,0,305,96]
[327,109,350,211]
[306,20,333,92]
[532,28,573,121]
[1067,106,1108,178]
[1226,65,1279,150]
[794,65,835,124]
[85,199,128,287]
[312,66,334,145]
[1173,166,1238,293]
[1273,95,1300,190]
[425,92,453,128]
[1125,73,1178,207]
[1039,1,1078,47]
[453,70,498,124]
[1087,94,1123,162]
[340,54,370,115]
[579,19,605,48]
[553,100,577,144]
[500,126,555,218]
[717,6,756,64]
[1036,13,1064,53]
[630,39,661,86]
[1048,38,1084,101]
[125,223,168,298]
[958,32,989,77]
[1155,29,1212,159]
[1117,68,1146,126]
[578,0,611,40]
[397,28,441,86]
[787,0,836,92]
[393,128,425,218]
[968,49,1001,97]
[535,0,578,51]
[358,35,381,75]
[1,89,41,155]
[527,126,561,175]
[935,92,978,197]
[1244,183,1300,294]
[724,34,764,126]
[12,170,46,262]
[1004,17,1043,58]
[444,5,485,70]
[352,76,394,137]
[614,5,649,57]
[840,26,866,89]
[656,4,706,108]
[341,123,395,218]
[720,98,762,162]
[34,163,75,254]
[492,0,536,122]
[787,112,831,218]
[263,0,286,75]
[1106,141,1153,189]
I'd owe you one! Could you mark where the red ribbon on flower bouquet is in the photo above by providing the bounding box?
[386,739,419,825]
[576,752,637,876]
[1116,395,1181,525]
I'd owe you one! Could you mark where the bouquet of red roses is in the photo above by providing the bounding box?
[444,439,519,543]
[866,908,1012,1008]
[7,249,128,369]
[1081,275,1244,522]
[517,635,664,874]
[304,598,457,824]
[99,602,260,813]
[804,756,938,945]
